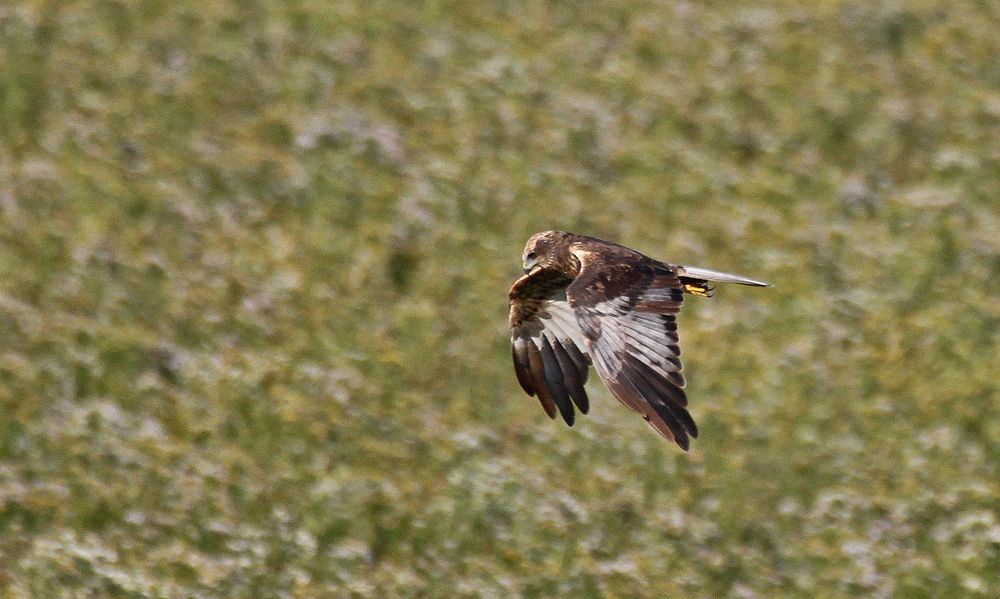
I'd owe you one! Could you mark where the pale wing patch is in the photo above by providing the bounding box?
[540,297,589,356]
[569,247,601,270]
[569,275,696,449]
[641,287,683,302]
[581,300,686,389]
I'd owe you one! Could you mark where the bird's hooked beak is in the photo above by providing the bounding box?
[523,255,540,274]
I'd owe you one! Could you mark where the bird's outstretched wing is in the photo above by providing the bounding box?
[567,251,697,449]
[508,271,592,425]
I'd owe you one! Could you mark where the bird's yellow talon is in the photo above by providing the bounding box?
[683,282,713,297]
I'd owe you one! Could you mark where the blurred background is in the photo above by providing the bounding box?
[1,0,998,596]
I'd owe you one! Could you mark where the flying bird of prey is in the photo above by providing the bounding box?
[508,231,769,450]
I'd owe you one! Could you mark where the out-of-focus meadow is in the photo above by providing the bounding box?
[1,0,998,596]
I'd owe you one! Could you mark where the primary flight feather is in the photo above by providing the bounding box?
[508,231,769,450]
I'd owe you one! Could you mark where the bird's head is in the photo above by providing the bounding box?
[522,230,572,274]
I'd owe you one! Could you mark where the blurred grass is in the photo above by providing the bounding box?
[1,0,998,596]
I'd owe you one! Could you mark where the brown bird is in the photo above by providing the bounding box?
[508,231,769,450]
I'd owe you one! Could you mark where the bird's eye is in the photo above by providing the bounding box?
[526,251,537,260]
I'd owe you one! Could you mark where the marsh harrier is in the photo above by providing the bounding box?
[508,231,769,450]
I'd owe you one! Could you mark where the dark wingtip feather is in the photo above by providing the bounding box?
[539,337,575,426]
[511,339,535,396]
[624,355,689,409]
[526,341,559,419]
[550,339,590,415]
[618,361,696,449]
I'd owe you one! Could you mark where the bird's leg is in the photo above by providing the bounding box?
[681,279,714,298]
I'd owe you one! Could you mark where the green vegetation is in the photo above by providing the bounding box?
[1,0,998,596]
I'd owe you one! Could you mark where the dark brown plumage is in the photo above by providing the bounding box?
[508,231,769,450]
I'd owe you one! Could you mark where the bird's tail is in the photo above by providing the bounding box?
[676,265,770,297]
